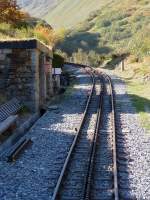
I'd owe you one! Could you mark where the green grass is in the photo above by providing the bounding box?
[0,23,34,40]
[44,0,111,29]
[115,60,150,132]
[58,0,150,58]
[127,81,150,131]
[0,22,54,46]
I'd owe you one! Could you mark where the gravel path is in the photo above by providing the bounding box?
[110,74,150,200]
[0,66,92,200]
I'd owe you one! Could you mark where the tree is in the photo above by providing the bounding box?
[69,49,103,67]
[0,0,24,24]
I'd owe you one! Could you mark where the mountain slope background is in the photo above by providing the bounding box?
[17,0,61,18]
[44,0,112,29]
[17,0,112,29]
[58,0,150,58]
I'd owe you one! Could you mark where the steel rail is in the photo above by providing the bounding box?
[79,64,119,200]
[83,72,119,200]
[51,68,95,200]
[106,74,119,200]
[83,76,104,200]
[54,63,119,200]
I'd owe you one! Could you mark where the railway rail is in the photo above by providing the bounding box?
[51,64,119,200]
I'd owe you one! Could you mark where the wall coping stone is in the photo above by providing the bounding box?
[0,38,53,58]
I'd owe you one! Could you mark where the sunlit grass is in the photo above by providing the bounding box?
[127,81,150,131]
[0,22,57,46]
[114,58,150,132]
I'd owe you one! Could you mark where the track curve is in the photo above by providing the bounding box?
[51,63,119,200]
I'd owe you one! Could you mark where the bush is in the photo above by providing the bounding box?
[133,15,145,22]
[68,49,103,68]
[0,0,27,25]
[118,20,128,26]
[33,25,57,46]
[111,12,130,21]
[100,19,111,27]
[52,53,64,68]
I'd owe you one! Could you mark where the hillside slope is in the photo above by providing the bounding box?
[17,0,60,17]
[59,0,150,57]
[44,0,112,29]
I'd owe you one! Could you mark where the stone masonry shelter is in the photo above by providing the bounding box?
[0,39,53,112]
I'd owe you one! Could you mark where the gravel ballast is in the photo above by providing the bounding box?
[0,65,150,200]
[0,66,92,200]
[110,74,150,200]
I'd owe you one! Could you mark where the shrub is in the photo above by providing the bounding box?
[0,0,26,25]
[111,12,130,21]
[34,25,57,46]
[52,53,64,68]
[100,19,111,27]
[15,27,33,38]
[133,15,145,22]
[118,20,128,26]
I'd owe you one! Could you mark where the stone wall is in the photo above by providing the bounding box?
[0,39,53,112]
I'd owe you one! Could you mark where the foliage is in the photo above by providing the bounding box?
[0,0,27,25]
[128,29,150,60]
[99,19,111,27]
[55,28,68,43]
[67,48,104,67]
[0,21,63,46]
[33,25,57,46]
[52,53,64,68]
[0,1,63,47]
[55,49,68,61]
[58,0,150,62]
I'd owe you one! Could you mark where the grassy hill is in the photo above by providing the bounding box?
[44,0,112,29]
[58,0,150,58]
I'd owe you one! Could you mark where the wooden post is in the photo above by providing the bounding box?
[121,60,124,71]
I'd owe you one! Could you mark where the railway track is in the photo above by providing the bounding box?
[88,74,118,200]
[51,65,119,200]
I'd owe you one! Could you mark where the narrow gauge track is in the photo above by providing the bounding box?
[51,64,119,200]
[86,73,119,200]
